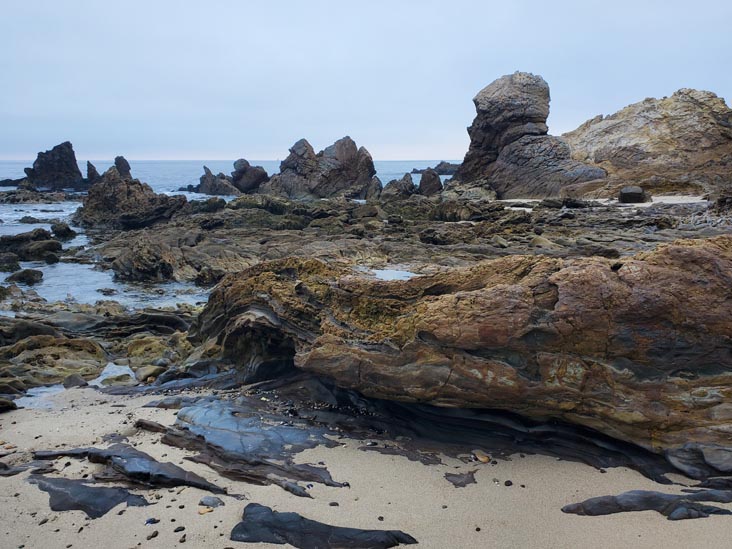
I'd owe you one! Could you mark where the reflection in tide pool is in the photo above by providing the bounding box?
[372,269,416,281]
[88,363,136,387]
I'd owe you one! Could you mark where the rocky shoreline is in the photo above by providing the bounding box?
[2,71,732,547]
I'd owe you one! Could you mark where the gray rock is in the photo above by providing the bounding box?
[198,496,224,508]
[63,373,89,388]
[114,156,132,179]
[381,174,416,200]
[619,186,649,203]
[197,167,241,196]
[5,268,43,285]
[23,141,85,191]
[417,169,442,196]
[231,159,269,193]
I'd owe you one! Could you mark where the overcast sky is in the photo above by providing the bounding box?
[1,0,730,160]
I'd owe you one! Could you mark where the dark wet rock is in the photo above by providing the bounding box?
[6,268,43,285]
[562,489,732,520]
[412,161,460,176]
[230,503,418,548]
[231,159,269,193]
[75,167,187,229]
[51,221,77,240]
[0,396,17,413]
[0,252,20,273]
[29,475,148,519]
[23,141,86,191]
[114,156,132,179]
[135,365,166,382]
[444,471,477,488]
[34,443,226,494]
[449,72,604,198]
[188,197,226,214]
[86,161,101,184]
[0,228,62,261]
[381,174,416,200]
[619,186,649,203]
[417,169,442,196]
[259,137,377,200]
[190,236,732,478]
[18,215,42,223]
[62,373,88,388]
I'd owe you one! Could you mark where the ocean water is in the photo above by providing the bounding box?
[0,159,456,309]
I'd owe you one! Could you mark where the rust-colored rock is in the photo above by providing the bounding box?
[191,236,732,477]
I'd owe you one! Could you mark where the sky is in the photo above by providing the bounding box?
[1,0,730,160]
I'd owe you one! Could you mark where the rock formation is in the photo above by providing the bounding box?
[412,161,460,176]
[230,159,269,193]
[449,72,605,199]
[191,235,732,478]
[563,88,732,196]
[381,173,416,200]
[259,137,377,200]
[197,167,242,196]
[86,161,101,184]
[417,168,442,196]
[22,141,86,191]
[75,165,186,229]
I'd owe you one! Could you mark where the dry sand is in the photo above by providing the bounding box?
[1,388,731,549]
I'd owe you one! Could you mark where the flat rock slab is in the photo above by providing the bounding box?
[230,503,417,548]
[29,475,148,519]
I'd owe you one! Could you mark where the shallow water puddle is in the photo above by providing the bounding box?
[371,268,416,281]
[14,384,65,409]
[88,362,136,387]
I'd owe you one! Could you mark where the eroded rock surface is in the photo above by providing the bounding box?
[563,88,732,196]
[23,141,86,191]
[191,236,732,477]
[259,137,377,200]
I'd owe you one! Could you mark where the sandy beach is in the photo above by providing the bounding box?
[1,388,730,549]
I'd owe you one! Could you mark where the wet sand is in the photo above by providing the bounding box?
[1,388,731,549]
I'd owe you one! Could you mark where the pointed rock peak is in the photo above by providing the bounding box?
[86,161,101,182]
[114,156,132,179]
[289,139,315,158]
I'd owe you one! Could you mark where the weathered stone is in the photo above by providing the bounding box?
[259,137,377,200]
[196,167,241,196]
[381,174,416,200]
[191,236,732,478]
[23,141,85,191]
[51,222,77,240]
[5,268,43,285]
[86,161,101,184]
[62,373,89,388]
[563,88,732,196]
[0,397,17,413]
[619,186,649,204]
[75,167,186,229]
[114,156,132,178]
[135,365,167,382]
[412,161,460,176]
[417,169,442,196]
[231,159,269,193]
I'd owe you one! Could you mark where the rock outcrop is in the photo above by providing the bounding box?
[259,137,377,200]
[231,159,269,193]
[23,141,86,191]
[381,174,416,200]
[197,167,242,196]
[417,168,442,196]
[412,161,460,176]
[183,159,269,196]
[75,166,186,230]
[563,89,732,196]
[191,235,732,478]
[449,72,605,199]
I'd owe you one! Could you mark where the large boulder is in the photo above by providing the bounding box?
[259,137,377,200]
[381,173,416,200]
[75,166,186,230]
[191,236,732,478]
[563,89,732,196]
[0,229,62,261]
[197,167,241,196]
[450,72,605,198]
[417,168,442,196]
[231,159,269,193]
[23,141,86,191]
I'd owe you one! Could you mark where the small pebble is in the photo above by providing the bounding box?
[146,530,158,541]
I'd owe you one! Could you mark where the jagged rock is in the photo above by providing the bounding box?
[563,88,732,196]
[86,161,101,183]
[51,222,77,240]
[5,269,43,285]
[197,167,241,196]
[417,169,442,196]
[364,176,383,200]
[191,236,732,478]
[259,137,377,200]
[450,72,605,198]
[231,159,269,193]
[75,167,186,229]
[381,174,416,200]
[114,156,132,179]
[23,141,86,191]
[412,161,460,175]
[619,186,649,204]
